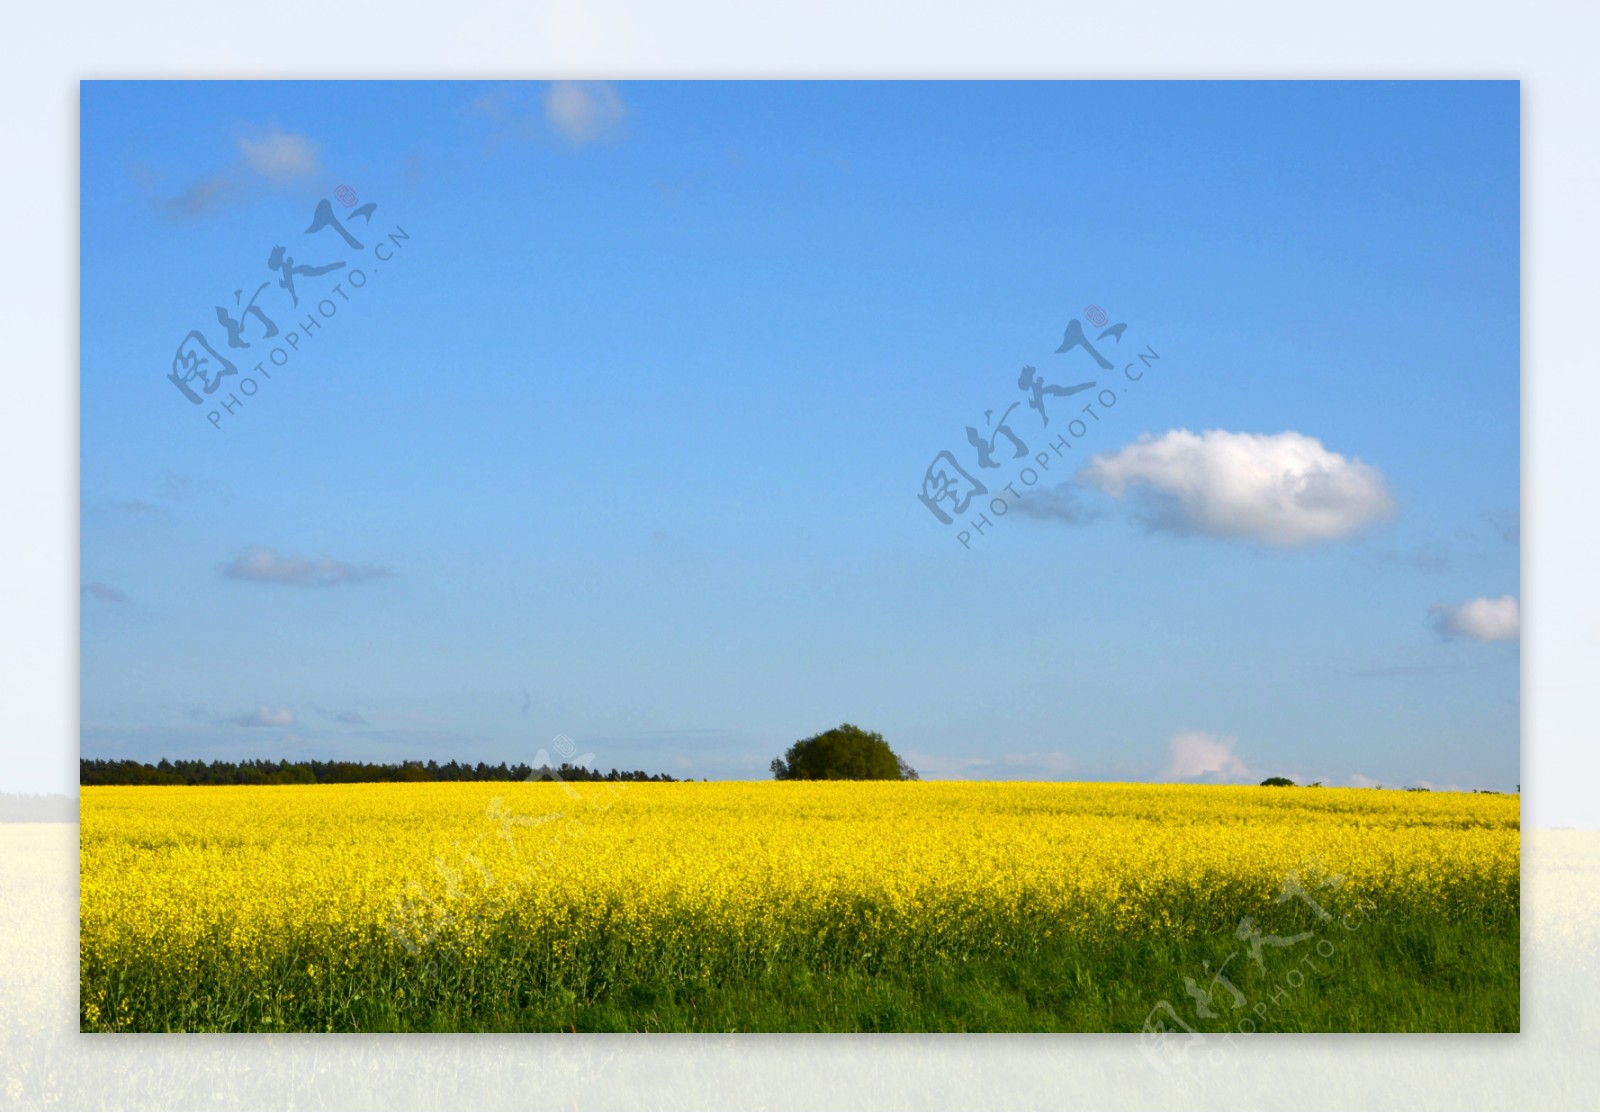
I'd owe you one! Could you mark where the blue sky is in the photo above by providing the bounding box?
[80,80,1519,789]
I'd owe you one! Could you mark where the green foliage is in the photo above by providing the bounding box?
[1260,776,1296,787]
[770,724,917,781]
[86,885,1519,1033]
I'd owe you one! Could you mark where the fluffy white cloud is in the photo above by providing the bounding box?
[543,81,626,143]
[221,545,391,588]
[1430,594,1520,641]
[1163,731,1250,781]
[1079,429,1396,546]
[235,128,319,182]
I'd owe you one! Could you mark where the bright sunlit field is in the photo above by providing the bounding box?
[79,781,1519,1032]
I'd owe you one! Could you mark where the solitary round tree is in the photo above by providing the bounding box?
[1260,776,1296,787]
[770,723,918,781]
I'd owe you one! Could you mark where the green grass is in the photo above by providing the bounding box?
[87,903,1518,1033]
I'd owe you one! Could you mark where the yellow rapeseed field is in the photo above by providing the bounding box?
[79,781,1519,1031]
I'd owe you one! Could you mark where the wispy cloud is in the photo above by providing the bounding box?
[470,82,628,149]
[155,174,248,221]
[310,705,368,725]
[225,704,296,728]
[1079,429,1395,546]
[1429,594,1520,642]
[1008,484,1103,526]
[153,127,321,221]
[236,128,319,182]
[543,81,626,144]
[80,582,127,604]
[85,472,219,520]
[221,545,392,588]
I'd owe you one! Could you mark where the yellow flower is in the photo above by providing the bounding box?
[79,780,1519,1030]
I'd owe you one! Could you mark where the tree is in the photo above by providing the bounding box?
[770,723,916,781]
[1260,776,1296,787]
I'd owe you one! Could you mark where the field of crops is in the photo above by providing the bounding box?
[79,781,1519,1032]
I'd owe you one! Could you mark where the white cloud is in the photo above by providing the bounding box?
[543,81,626,143]
[1162,731,1250,781]
[229,705,295,728]
[1079,429,1396,546]
[1429,595,1520,642]
[1349,773,1381,788]
[221,545,391,588]
[235,128,319,182]
[154,128,319,220]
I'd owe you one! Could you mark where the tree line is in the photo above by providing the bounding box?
[79,758,678,786]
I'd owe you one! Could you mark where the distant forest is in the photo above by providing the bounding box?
[80,758,679,786]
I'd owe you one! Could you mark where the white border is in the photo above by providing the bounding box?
[8,2,1593,1108]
